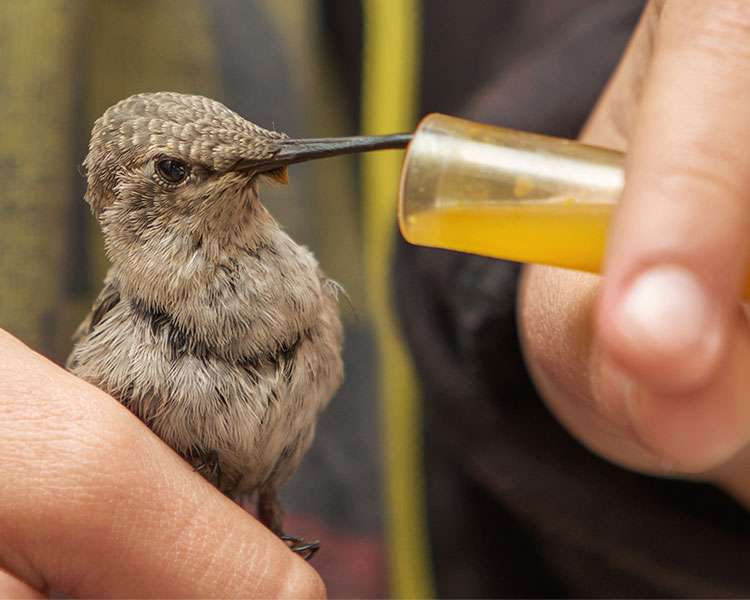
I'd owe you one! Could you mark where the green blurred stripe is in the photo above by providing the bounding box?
[0,0,83,356]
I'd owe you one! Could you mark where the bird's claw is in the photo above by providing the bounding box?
[192,450,222,487]
[280,535,320,561]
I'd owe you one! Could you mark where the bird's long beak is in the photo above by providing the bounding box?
[233,133,413,179]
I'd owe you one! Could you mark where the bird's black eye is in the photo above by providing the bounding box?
[156,158,189,183]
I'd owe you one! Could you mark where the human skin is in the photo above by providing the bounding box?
[519,0,750,505]
[0,329,325,598]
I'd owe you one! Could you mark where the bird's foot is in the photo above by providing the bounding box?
[280,535,320,561]
[192,450,222,488]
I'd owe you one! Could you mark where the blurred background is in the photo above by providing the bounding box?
[6,2,748,599]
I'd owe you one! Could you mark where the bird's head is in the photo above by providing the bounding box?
[83,92,292,231]
[82,92,410,269]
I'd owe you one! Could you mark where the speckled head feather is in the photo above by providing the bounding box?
[83,92,288,216]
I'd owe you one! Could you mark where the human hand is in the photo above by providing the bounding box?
[518,0,750,503]
[0,329,325,598]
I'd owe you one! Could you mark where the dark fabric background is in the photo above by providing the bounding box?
[384,1,750,597]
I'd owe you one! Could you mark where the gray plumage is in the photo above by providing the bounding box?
[67,92,346,553]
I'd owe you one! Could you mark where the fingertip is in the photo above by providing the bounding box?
[279,554,327,600]
[597,264,726,392]
[251,533,326,600]
[596,296,750,474]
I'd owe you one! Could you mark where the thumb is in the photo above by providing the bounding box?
[597,0,750,392]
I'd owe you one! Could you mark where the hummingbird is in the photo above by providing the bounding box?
[66,92,410,558]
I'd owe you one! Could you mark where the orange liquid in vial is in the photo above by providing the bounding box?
[400,201,612,273]
[400,201,750,299]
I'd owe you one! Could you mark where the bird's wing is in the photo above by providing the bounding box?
[66,275,121,369]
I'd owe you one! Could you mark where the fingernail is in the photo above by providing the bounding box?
[616,265,720,362]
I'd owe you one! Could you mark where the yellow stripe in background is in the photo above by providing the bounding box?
[361,1,435,598]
